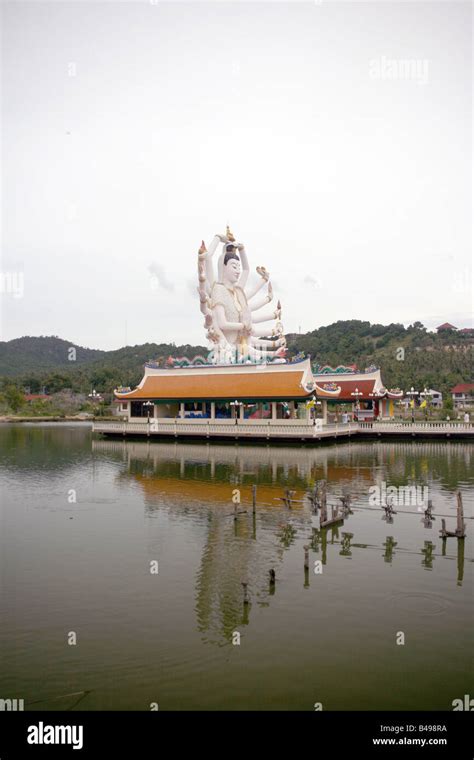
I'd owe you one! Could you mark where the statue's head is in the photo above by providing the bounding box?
[223,245,241,284]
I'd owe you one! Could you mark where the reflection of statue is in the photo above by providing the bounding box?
[197,226,286,363]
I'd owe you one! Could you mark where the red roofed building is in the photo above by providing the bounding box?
[313,368,402,420]
[436,322,457,332]
[24,393,49,403]
[114,358,399,425]
[451,383,474,407]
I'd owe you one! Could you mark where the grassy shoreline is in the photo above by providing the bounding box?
[0,416,115,423]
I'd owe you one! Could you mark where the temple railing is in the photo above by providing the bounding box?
[92,419,473,437]
[358,421,473,433]
[93,419,360,438]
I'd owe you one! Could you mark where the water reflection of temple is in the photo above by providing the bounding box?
[93,437,473,497]
[92,439,472,642]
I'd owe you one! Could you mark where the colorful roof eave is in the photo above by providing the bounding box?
[313,384,341,398]
[117,395,323,403]
[114,374,342,401]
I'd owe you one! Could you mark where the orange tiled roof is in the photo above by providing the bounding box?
[115,369,312,400]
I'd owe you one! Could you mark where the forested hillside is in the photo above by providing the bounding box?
[0,322,472,398]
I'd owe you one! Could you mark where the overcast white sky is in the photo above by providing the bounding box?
[1,0,472,350]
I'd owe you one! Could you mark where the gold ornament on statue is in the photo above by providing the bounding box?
[226,225,236,242]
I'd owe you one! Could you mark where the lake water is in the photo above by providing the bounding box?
[0,424,472,711]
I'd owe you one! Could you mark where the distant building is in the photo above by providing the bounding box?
[436,322,457,332]
[113,399,129,417]
[427,389,442,408]
[451,383,474,407]
[88,390,103,402]
[23,393,49,403]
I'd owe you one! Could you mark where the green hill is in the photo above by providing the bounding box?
[0,337,209,395]
[285,321,473,396]
[0,336,105,375]
[0,323,472,399]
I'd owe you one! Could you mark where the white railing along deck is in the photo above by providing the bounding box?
[92,419,472,438]
[92,419,360,438]
[358,421,473,433]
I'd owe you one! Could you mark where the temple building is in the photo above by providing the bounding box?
[312,367,403,421]
[114,358,401,425]
[114,357,339,423]
[105,226,402,439]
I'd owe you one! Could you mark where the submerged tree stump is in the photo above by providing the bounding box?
[440,492,466,538]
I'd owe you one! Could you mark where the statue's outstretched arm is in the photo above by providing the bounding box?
[249,282,273,312]
[197,241,212,316]
[252,302,281,323]
[245,266,269,300]
[204,235,222,294]
[236,244,249,289]
[245,278,266,300]
[251,320,283,338]
[252,314,274,324]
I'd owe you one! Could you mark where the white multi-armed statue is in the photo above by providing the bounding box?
[197,227,287,364]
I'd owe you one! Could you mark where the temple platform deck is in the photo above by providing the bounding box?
[93,419,474,441]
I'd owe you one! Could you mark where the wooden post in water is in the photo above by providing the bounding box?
[423,499,434,527]
[456,491,465,537]
[440,493,466,539]
[340,532,353,557]
[304,545,309,570]
[242,582,249,605]
[234,503,238,521]
[321,480,327,512]
[457,536,465,586]
[340,494,352,515]
[252,484,257,514]
[309,486,319,513]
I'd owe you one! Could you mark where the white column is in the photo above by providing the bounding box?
[210,402,215,420]
[239,403,244,420]
[322,400,328,424]
[179,402,185,419]
[271,402,277,421]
